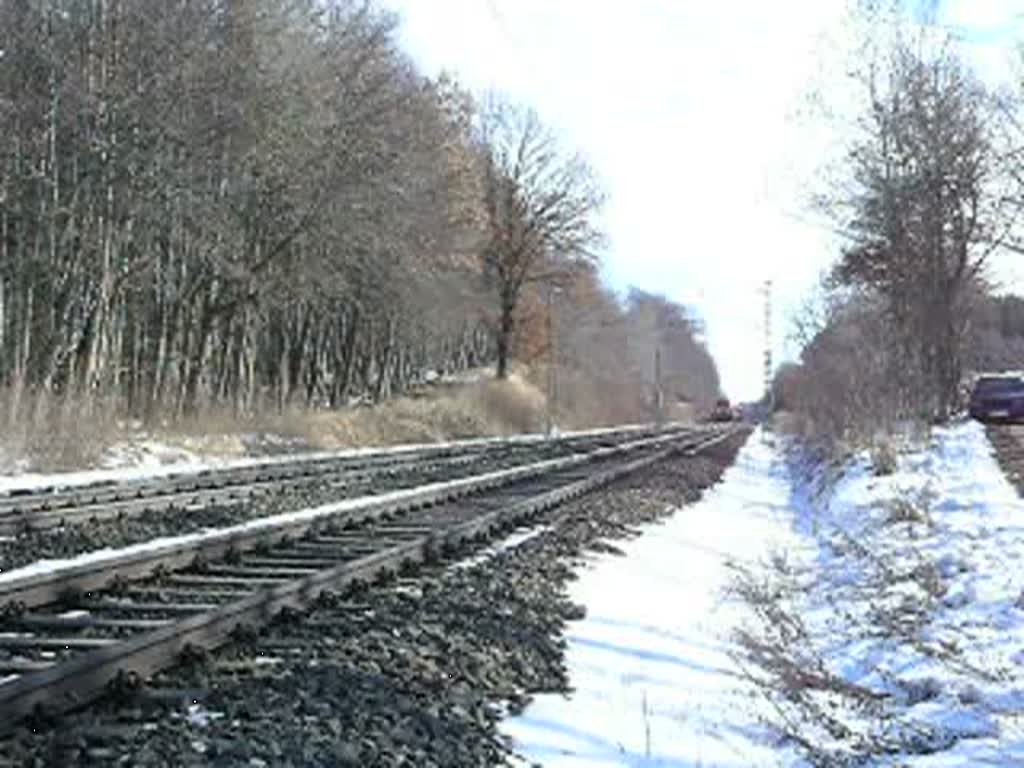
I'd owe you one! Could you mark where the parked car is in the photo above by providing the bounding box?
[710,397,733,422]
[968,375,1024,423]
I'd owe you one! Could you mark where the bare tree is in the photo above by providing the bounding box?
[509,269,721,427]
[830,40,1013,420]
[783,288,917,451]
[475,96,604,379]
[624,289,720,417]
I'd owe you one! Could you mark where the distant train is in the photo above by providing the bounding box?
[709,397,735,422]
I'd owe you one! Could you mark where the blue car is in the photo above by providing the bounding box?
[969,375,1024,423]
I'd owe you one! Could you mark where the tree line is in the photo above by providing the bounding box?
[0,0,720,429]
[776,12,1024,449]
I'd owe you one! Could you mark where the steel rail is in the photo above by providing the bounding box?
[0,426,743,733]
[0,424,680,535]
[0,422,666,505]
[0,428,705,611]
[0,451,484,536]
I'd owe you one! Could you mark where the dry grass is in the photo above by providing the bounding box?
[300,374,546,449]
[728,485,1001,764]
[884,496,932,527]
[870,439,899,476]
[0,388,125,472]
[0,372,551,473]
[727,556,889,766]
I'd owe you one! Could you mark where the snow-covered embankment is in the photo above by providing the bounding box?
[503,422,1024,766]
[775,421,1024,765]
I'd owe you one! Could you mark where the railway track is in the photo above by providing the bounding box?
[0,424,738,735]
[985,424,1024,497]
[0,424,665,537]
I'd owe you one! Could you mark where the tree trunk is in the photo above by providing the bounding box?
[495,291,515,380]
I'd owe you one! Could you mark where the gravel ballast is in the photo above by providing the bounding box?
[3,432,747,767]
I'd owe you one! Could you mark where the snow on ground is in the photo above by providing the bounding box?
[502,421,1024,766]
[786,420,1024,764]
[452,525,552,572]
[501,431,805,766]
[0,441,241,495]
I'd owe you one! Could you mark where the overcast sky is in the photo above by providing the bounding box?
[380,0,1024,400]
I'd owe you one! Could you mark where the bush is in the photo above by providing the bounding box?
[870,440,899,476]
[471,375,546,434]
[779,291,930,458]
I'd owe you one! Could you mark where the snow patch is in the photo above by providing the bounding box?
[452,525,552,571]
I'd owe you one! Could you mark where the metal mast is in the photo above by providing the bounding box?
[763,279,773,410]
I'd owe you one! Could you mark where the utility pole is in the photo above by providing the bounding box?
[654,346,663,427]
[763,279,774,414]
[545,284,560,436]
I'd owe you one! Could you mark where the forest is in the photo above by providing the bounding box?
[0,0,721,445]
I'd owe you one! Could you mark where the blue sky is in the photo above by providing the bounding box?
[381,0,1024,400]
